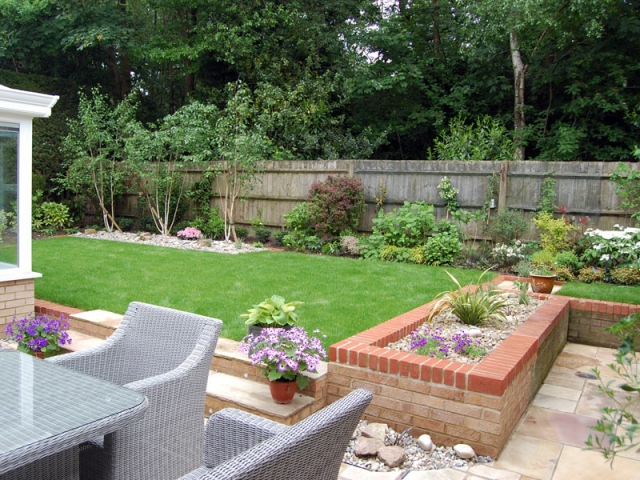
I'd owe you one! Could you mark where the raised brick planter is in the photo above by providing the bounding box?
[327,277,571,457]
[568,298,639,348]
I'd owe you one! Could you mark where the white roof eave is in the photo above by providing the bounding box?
[0,84,59,118]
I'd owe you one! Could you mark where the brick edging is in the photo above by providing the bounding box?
[34,299,83,318]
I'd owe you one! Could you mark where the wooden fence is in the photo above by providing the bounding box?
[112,160,638,237]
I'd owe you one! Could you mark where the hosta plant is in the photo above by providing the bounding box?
[241,295,303,328]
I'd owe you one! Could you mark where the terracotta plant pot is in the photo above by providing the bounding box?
[33,352,45,359]
[268,379,297,404]
[530,274,556,294]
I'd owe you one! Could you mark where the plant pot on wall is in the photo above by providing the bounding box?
[530,274,556,294]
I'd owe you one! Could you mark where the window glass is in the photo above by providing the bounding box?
[0,123,18,268]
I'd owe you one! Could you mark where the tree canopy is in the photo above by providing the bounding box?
[1,0,638,162]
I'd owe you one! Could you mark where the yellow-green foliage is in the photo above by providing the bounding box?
[610,266,640,286]
[532,249,555,267]
[533,212,576,254]
[553,265,574,282]
[410,246,425,264]
[578,266,606,283]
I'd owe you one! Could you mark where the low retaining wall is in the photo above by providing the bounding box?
[568,298,640,348]
[327,282,570,458]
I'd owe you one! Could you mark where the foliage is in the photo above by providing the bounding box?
[491,241,527,268]
[191,208,225,240]
[3,314,71,357]
[410,327,485,359]
[371,202,436,248]
[185,170,217,218]
[437,176,459,218]
[115,217,134,232]
[307,176,365,240]
[586,312,640,464]
[176,227,202,240]
[374,178,388,212]
[340,235,360,256]
[251,213,271,243]
[533,212,576,254]
[429,114,516,161]
[513,280,530,305]
[580,227,640,271]
[215,82,269,242]
[554,251,582,272]
[610,266,640,286]
[127,101,218,236]
[380,245,413,263]
[430,270,507,327]
[235,227,249,240]
[241,295,303,328]
[611,164,640,220]
[515,259,533,278]
[553,265,574,282]
[488,209,529,244]
[239,326,327,390]
[578,266,606,283]
[422,232,462,266]
[283,203,314,237]
[537,175,557,214]
[37,202,71,231]
[62,88,136,232]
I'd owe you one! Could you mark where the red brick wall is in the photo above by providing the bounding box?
[568,298,640,348]
[327,277,570,458]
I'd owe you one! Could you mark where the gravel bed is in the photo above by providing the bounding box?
[387,293,543,364]
[71,230,265,254]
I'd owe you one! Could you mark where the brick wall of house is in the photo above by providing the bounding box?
[0,279,36,328]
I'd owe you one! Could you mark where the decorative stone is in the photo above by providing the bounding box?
[466,327,482,338]
[197,239,212,247]
[84,228,97,235]
[362,423,387,442]
[417,434,433,451]
[354,437,384,457]
[377,446,406,468]
[453,444,476,459]
[138,232,153,241]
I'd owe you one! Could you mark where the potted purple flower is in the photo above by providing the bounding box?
[3,314,72,358]
[239,326,327,404]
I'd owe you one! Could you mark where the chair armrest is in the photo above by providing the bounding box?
[202,409,289,468]
[46,338,124,383]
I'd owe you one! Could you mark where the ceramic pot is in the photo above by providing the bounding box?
[530,274,556,294]
[268,379,296,404]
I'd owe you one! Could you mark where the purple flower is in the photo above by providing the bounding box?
[4,314,71,355]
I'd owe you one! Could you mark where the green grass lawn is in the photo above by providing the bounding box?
[556,282,640,304]
[32,237,488,346]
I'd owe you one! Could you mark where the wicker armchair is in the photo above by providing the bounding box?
[180,388,373,480]
[47,302,222,480]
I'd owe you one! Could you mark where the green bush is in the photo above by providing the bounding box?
[532,249,555,268]
[235,227,249,240]
[371,201,436,248]
[115,217,134,232]
[283,203,314,236]
[422,232,462,266]
[274,230,287,247]
[488,209,528,244]
[39,202,71,231]
[380,245,413,263]
[192,207,225,240]
[357,232,385,260]
[554,251,582,271]
[254,226,271,243]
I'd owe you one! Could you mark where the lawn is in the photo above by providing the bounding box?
[32,237,487,346]
[556,281,640,304]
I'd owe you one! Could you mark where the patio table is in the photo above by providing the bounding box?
[0,350,148,479]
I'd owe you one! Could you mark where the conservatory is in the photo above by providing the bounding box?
[0,84,58,327]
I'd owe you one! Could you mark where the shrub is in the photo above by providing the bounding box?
[610,163,640,220]
[488,209,529,244]
[422,232,462,266]
[533,212,576,254]
[380,245,413,263]
[283,202,313,236]
[115,217,134,232]
[578,266,606,283]
[235,227,249,240]
[274,230,287,247]
[192,207,225,240]
[610,266,640,285]
[515,259,533,277]
[340,235,360,256]
[39,201,71,231]
[491,241,527,268]
[580,226,640,270]
[553,265,574,282]
[254,226,271,243]
[554,251,582,271]
[371,201,436,248]
[430,270,507,327]
[531,249,555,268]
[177,227,202,240]
[357,232,386,260]
[307,176,365,239]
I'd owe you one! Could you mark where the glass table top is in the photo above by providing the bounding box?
[0,350,146,461]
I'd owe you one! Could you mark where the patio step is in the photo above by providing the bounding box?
[56,308,325,425]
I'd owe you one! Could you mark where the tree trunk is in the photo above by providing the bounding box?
[510,30,527,161]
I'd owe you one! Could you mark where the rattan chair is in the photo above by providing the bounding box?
[180,388,373,480]
[47,302,222,480]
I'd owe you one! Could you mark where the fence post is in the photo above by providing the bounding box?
[498,161,508,213]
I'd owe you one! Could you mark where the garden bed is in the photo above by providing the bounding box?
[327,275,570,458]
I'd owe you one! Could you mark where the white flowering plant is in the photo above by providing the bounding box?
[580,226,640,270]
[490,241,527,268]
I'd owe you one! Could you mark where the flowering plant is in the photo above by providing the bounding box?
[3,314,71,356]
[410,327,485,359]
[176,227,202,240]
[239,326,327,389]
